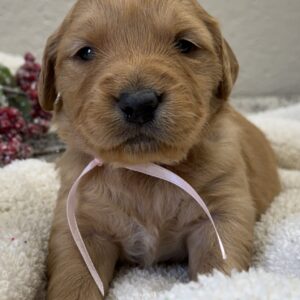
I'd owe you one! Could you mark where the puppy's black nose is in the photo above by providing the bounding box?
[118,89,160,125]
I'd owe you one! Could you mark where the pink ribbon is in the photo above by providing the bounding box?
[67,158,227,297]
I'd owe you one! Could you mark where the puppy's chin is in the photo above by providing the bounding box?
[96,141,189,165]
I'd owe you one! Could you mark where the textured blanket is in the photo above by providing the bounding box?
[1,103,300,300]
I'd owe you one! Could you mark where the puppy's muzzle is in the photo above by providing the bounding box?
[118,89,161,125]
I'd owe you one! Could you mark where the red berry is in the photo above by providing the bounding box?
[0,119,11,130]
[27,89,38,100]
[24,52,35,62]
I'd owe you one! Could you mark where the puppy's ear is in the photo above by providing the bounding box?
[193,1,239,100]
[38,30,60,111]
[38,2,75,111]
[217,38,239,100]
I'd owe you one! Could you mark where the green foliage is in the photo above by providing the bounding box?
[7,91,32,120]
[0,64,31,119]
[0,64,15,87]
[0,88,8,106]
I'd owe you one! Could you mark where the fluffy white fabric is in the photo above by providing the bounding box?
[0,103,300,300]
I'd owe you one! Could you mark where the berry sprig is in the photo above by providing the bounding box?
[0,107,32,165]
[16,52,51,128]
[0,53,52,166]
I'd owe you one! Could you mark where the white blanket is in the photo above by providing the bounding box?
[0,103,300,300]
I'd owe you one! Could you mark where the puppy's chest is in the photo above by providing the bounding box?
[97,168,201,265]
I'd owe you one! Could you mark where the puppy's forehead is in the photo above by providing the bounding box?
[73,0,191,21]
[65,0,214,48]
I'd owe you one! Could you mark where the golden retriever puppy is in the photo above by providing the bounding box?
[38,0,281,299]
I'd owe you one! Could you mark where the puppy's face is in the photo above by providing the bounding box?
[39,0,239,164]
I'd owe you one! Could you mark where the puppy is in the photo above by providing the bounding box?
[38,0,281,299]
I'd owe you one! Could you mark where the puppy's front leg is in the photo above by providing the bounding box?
[47,224,119,300]
[187,193,255,279]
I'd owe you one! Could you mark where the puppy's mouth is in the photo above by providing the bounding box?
[125,135,156,145]
[120,133,160,153]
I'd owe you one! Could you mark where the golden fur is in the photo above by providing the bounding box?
[38,0,281,299]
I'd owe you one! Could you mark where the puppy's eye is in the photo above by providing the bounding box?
[175,39,197,54]
[75,47,95,61]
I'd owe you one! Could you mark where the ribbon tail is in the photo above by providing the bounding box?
[66,159,105,297]
[124,163,227,260]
